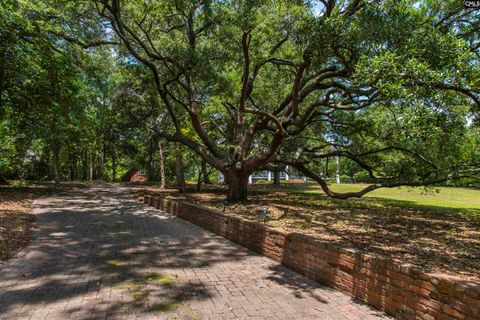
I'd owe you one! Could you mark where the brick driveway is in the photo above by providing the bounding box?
[0,185,390,319]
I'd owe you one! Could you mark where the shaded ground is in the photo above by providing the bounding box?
[0,185,388,319]
[135,183,480,281]
[0,182,90,261]
[0,185,53,260]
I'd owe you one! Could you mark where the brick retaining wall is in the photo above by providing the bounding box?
[143,195,480,320]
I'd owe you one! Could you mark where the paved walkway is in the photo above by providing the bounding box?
[0,185,390,320]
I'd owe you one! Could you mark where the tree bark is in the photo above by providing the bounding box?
[82,151,88,180]
[201,159,211,184]
[52,145,60,185]
[226,171,249,202]
[89,153,93,180]
[69,154,76,181]
[158,139,165,189]
[100,146,106,180]
[273,170,280,184]
[196,163,202,191]
[175,142,186,191]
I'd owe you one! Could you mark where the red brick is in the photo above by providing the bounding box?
[418,298,442,311]
[442,305,466,319]
[463,295,480,314]
[419,312,436,320]
[148,196,480,320]
[407,284,431,298]
[451,299,469,314]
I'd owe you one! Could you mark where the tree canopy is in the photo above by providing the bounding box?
[1,0,479,200]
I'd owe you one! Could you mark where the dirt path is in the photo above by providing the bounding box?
[0,185,389,319]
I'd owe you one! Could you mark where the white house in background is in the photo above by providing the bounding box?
[216,166,307,184]
[217,160,341,184]
[248,166,308,183]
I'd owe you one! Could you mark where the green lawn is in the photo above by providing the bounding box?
[287,183,480,218]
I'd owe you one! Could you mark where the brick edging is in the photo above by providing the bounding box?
[143,195,480,320]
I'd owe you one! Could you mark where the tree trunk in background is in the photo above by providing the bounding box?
[273,170,280,184]
[82,151,88,180]
[175,142,186,191]
[201,160,211,184]
[99,147,106,180]
[93,156,98,179]
[89,153,93,180]
[196,163,202,191]
[52,145,60,185]
[69,154,75,181]
[111,151,116,182]
[158,139,165,189]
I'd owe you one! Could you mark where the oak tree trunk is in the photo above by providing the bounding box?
[226,172,249,202]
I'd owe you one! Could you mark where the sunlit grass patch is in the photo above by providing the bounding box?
[328,184,480,215]
[113,272,182,312]
[108,273,121,280]
[150,299,180,312]
[131,290,144,299]
[155,276,176,285]
[144,271,159,281]
[118,279,139,290]
[143,272,177,285]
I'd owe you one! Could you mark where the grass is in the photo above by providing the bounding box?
[114,272,181,312]
[295,183,480,218]
[150,300,180,312]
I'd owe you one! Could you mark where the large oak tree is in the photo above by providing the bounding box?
[60,0,479,201]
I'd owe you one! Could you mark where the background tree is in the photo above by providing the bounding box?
[1,0,139,183]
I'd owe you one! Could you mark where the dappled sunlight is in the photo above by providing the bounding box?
[136,183,480,281]
[0,187,242,318]
[0,185,388,319]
